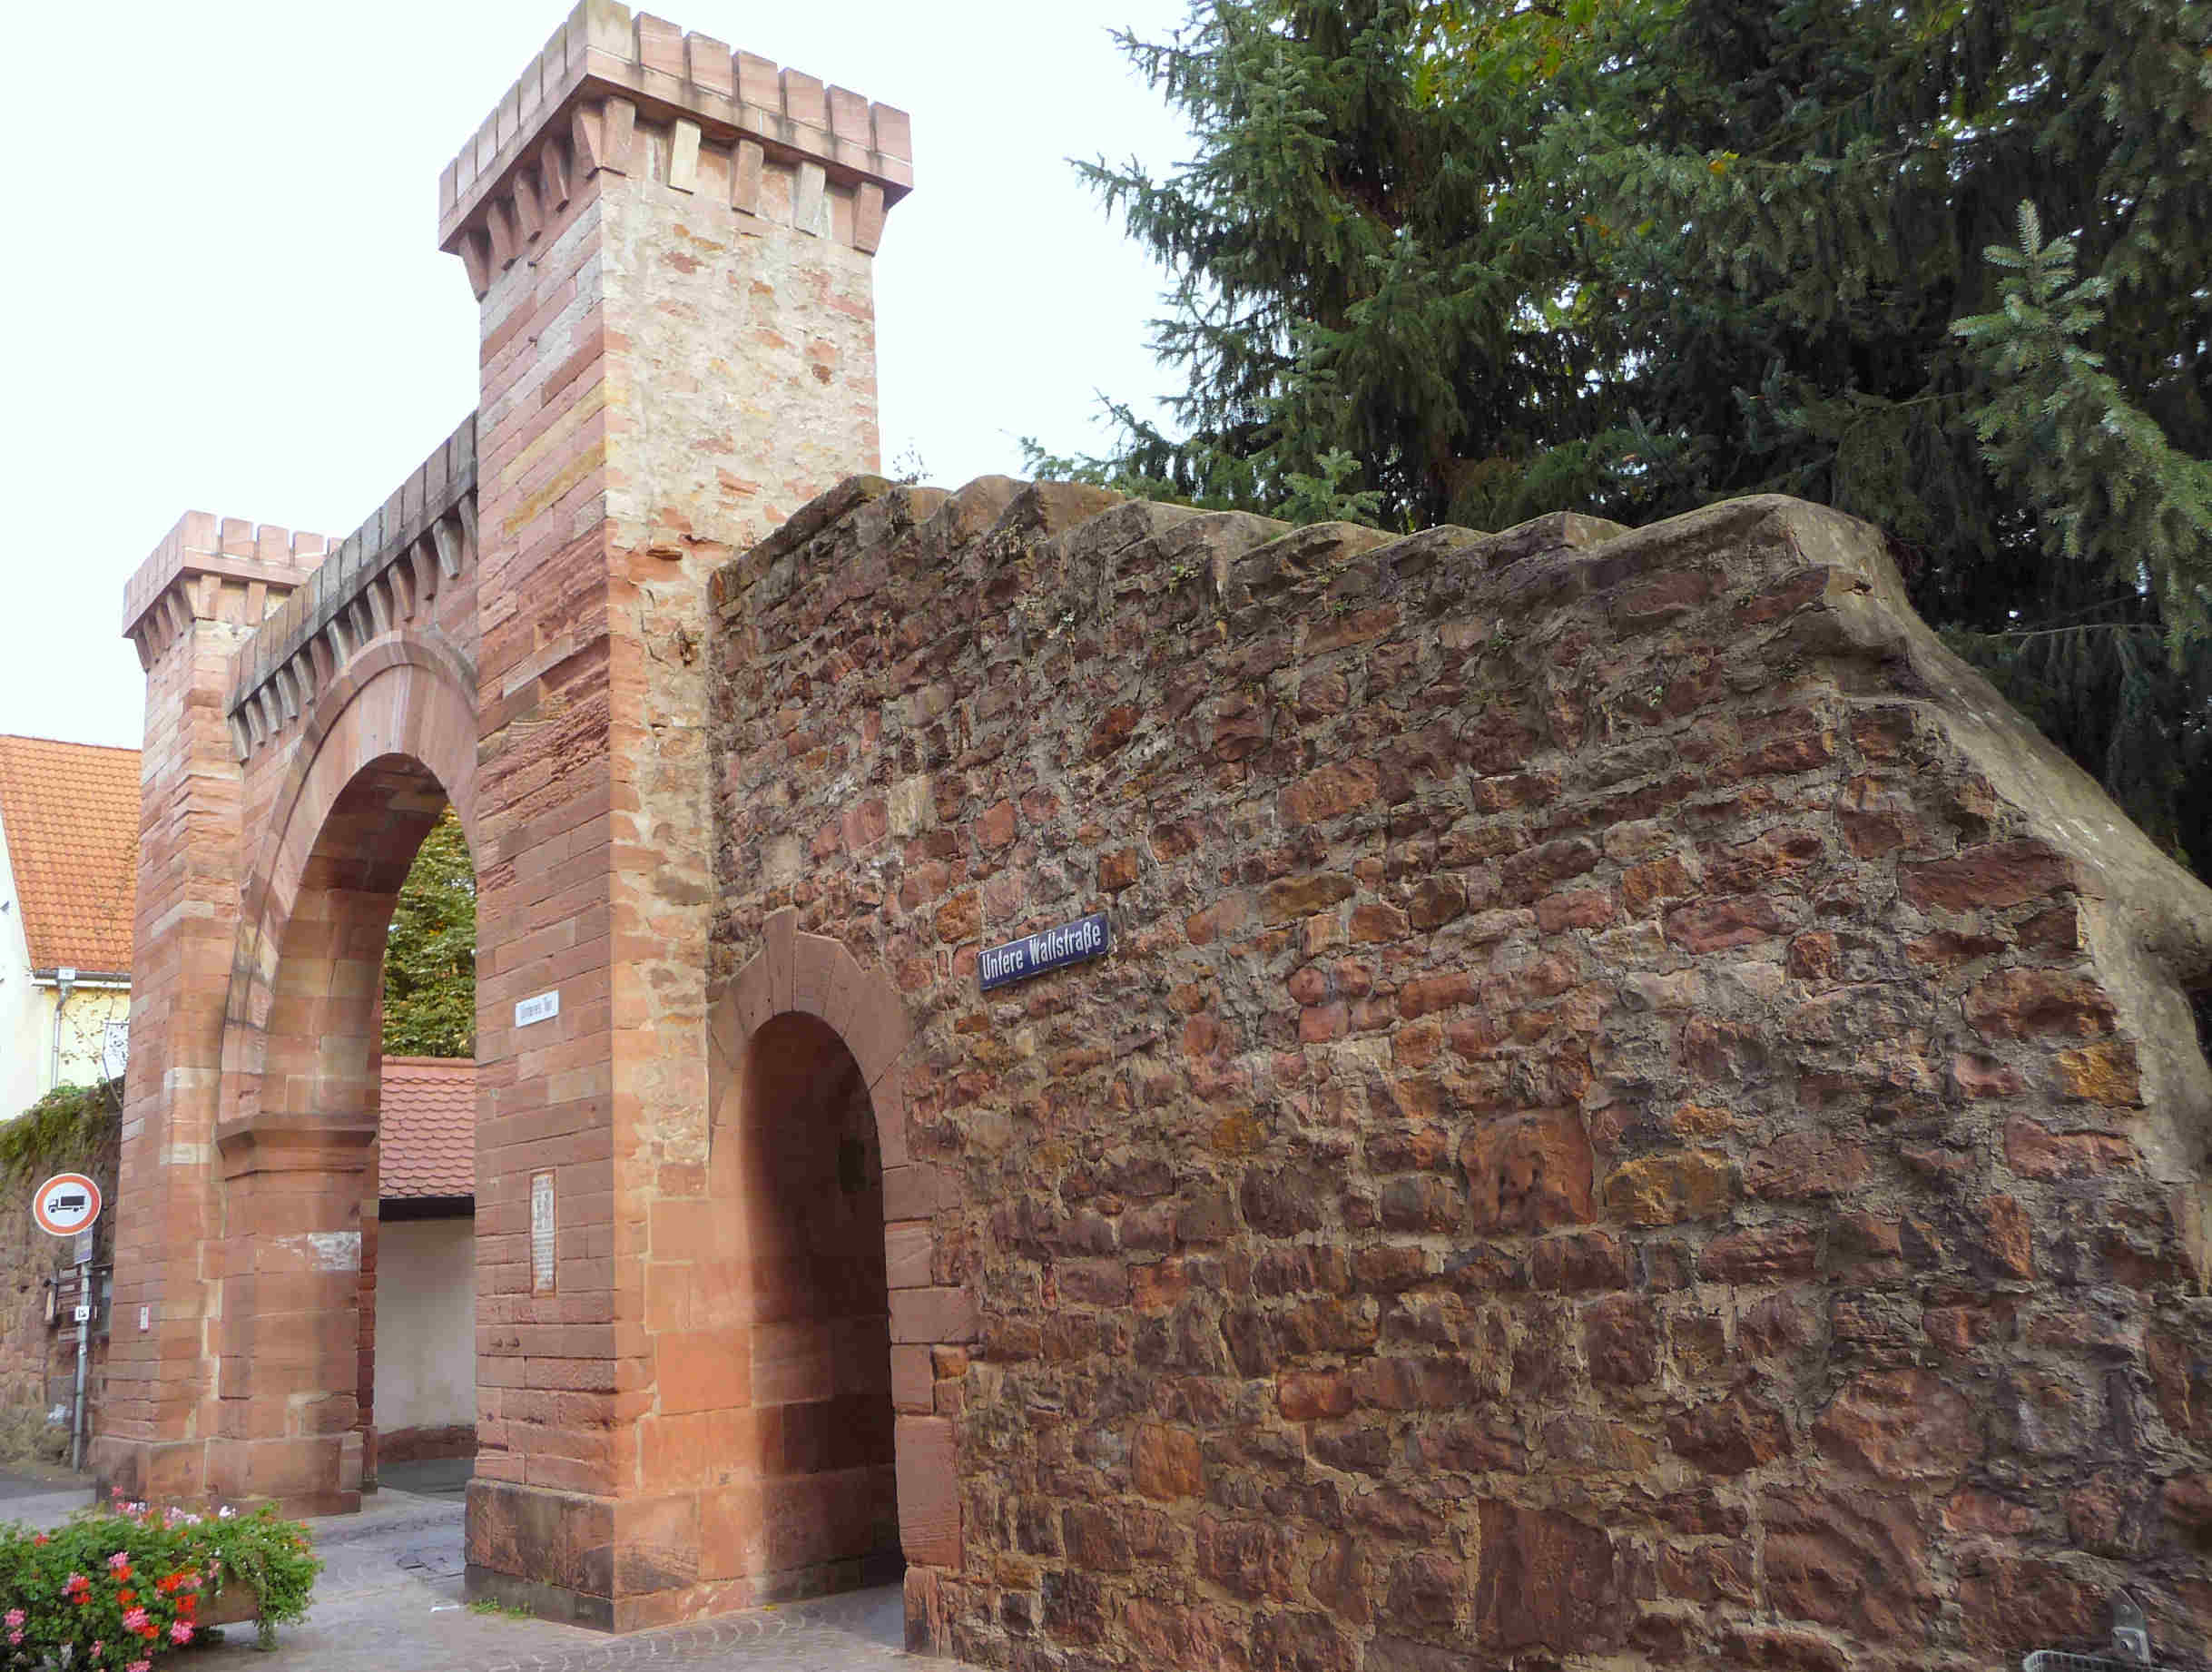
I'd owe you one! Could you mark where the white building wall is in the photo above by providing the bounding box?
[0,807,40,1120]
[0,811,132,1121]
[374,1214,476,1436]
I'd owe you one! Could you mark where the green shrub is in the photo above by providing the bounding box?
[0,1495,321,1665]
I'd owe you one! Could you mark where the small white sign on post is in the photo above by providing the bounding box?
[515,990,560,1028]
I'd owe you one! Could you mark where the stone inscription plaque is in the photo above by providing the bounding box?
[979,911,1110,992]
[530,1170,555,1294]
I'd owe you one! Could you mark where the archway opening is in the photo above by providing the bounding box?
[220,753,477,1512]
[369,804,477,1496]
[738,1012,900,1592]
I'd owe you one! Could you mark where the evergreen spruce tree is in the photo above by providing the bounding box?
[1035,0,1629,525]
[1057,0,2212,870]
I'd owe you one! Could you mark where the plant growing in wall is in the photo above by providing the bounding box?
[0,1081,120,1190]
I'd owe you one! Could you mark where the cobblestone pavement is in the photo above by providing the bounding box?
[2,1476,957,1672]
[0,1470,94,1533]
[0,1461,82,1499]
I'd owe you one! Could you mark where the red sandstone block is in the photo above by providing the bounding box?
[239,1435,347,1499]
[2003,1117,2138,1178]
[872,104,912,162]
[891,1286,978,1345]
[757,1471,854,1571]
[868,1057,911,1167]
[792,931,841,1020]
[883,1221,934,1291]
[849,999,911,1092]
[752,1321,836,1406]
[697,1480,768,1580]
[890,1344,934,1413]
[826,85,870,145]
[895,1416,959,1569]
[763,909,798,1014]
[643,1264,690,1333]
[781,69,828,131]
[1900,841,2075,912]
[649,1196,719,1263]
[726,954,775,1051]
[639,1409,739,1491]
[733,51,779,110]
[882,1164,947,1221]
[525,1451,615,1495]
[685,32,734,96]
[1963,969,2118,1041]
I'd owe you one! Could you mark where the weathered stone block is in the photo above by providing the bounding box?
[1463,1111,1594,1232]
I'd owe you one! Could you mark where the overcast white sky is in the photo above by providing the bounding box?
[0,0,1195,750]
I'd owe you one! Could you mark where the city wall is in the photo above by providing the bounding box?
[708,473,2212,1667]
[100,0,2212,1663]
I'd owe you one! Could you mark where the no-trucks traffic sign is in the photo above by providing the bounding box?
[33,1173,101,1238]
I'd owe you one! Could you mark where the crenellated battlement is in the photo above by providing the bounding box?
[438,0,912,298]
[223,417,479,761]
[123,515,329,669]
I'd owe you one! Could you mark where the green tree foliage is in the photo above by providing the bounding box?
[1059,0,2212,869]
[382,806,476,1057]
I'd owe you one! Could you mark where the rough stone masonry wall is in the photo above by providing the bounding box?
[712,474,2212,1671]
[0,1179,100,1421]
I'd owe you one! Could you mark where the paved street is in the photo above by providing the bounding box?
[1,1467,954,1672]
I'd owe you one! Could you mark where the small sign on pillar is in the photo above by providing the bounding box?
[530,1170,556,1294]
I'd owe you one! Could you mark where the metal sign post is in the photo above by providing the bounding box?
[70,1251,90,1470]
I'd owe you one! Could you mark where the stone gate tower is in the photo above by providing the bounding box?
[103,0,917,1628]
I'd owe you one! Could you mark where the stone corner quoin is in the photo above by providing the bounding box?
[95,0,2212,1666]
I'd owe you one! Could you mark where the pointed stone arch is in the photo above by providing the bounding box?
[703,909,967,1625]
[709,910,909,1165]
[203,632,479,1510]
[221,633,479,1105]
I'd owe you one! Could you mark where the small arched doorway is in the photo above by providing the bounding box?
[729,1012,900,1589]
[684,913,962,1634]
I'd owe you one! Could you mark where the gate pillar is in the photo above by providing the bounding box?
[445,3,911,1628]
[100,519,326,1501]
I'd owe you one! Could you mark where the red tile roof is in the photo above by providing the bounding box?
[380,1057,475,1199]
[0,734,141,976]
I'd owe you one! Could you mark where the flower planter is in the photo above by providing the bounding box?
[202,1581,261,1628]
